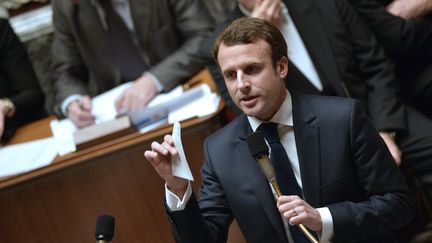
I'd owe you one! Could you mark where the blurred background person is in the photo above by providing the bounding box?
[0,18,45,143]
[349,0,432,119]
[50,0,214,128]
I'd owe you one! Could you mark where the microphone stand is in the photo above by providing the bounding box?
[256,154,318,243]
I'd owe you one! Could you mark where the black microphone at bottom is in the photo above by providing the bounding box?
[95,215,115,243]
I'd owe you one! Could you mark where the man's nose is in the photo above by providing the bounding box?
[236,71,249,88]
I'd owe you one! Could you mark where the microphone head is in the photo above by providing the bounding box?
[246,132,269,158]
[95,215,115,241]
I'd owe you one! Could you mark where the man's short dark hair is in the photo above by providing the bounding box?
[213,17,288,67]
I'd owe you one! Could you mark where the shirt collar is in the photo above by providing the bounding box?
[248,89,293,132]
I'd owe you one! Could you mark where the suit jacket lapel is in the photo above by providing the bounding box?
[238,116,289,243]
[128,0,151,49]
[284,0,346,97]
[75,0,107,51]
[291,92,321,208]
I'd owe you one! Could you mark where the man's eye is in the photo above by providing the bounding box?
[224,71,236,80]
[245,66,258,74]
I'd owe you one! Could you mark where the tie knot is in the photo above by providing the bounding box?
[257,122,280,143]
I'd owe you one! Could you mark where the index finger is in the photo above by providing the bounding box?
[277,195,301,205]
[164,134,175,145]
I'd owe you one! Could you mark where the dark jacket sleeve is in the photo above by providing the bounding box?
[50,0,93,116]
[148,0,215,92]
[0,18,45,141]
[349,0,432,57]
[327,100,415,242]
[335,0,406,132]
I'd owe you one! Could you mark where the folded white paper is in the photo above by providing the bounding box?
[171,121,194,181]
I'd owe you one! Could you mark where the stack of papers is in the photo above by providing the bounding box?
[0,137,57,178]
[50,84,220,156]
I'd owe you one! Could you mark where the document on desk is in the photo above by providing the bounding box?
[50,83,220,156]
[0,137,57,177]
[128,84,220,132]
[50,82,134,156]
[171,121,194,181]
[167,86,220,124]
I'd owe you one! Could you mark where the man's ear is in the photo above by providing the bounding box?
[277,56,288,79]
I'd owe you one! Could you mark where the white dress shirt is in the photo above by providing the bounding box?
[239,3,323,91]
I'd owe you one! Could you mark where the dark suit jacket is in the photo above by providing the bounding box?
[349,0,432,117]
[51,0,214,116]
[0,18,45,142]
[168,92,414,243]
[200,0,405,133]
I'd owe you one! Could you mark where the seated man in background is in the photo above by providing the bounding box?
[145,18,415,243]
[0,18,45,143]
[50,0,214,128]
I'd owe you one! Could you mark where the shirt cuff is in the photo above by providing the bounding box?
[165,182,192,211]
[317,207,334,243]
[61,94,82,116]
[144,72,164,93]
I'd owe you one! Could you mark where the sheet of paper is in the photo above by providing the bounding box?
[147,86,183,107]
[171,121,194,181]
[92,82,131,122]
[0,137,57,177]
[50,119,77,156]
[128,85,204,127]
[169,92,220,123]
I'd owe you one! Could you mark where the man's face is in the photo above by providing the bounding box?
[217,39,288,121]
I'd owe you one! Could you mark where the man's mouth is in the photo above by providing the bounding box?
[240,95,258,107]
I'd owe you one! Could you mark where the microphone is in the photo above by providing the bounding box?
[95,215,115,243]
[246,132,282,196]
[246,132,318,243]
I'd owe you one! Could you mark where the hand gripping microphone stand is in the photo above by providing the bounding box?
[246,132,318,243]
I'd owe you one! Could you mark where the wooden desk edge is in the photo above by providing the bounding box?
[0,69,225,190]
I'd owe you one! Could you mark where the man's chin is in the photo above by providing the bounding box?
[241,108,259,118]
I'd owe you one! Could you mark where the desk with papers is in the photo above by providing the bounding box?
[0,69,246,243]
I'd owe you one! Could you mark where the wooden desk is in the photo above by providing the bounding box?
[0,70,246,243]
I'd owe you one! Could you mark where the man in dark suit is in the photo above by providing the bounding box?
[145,17,414,242]
[199,0,432,196]
[0,18,45,143]
[50,0,213,127]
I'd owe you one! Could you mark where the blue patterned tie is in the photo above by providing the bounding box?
[257,122,309,243]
